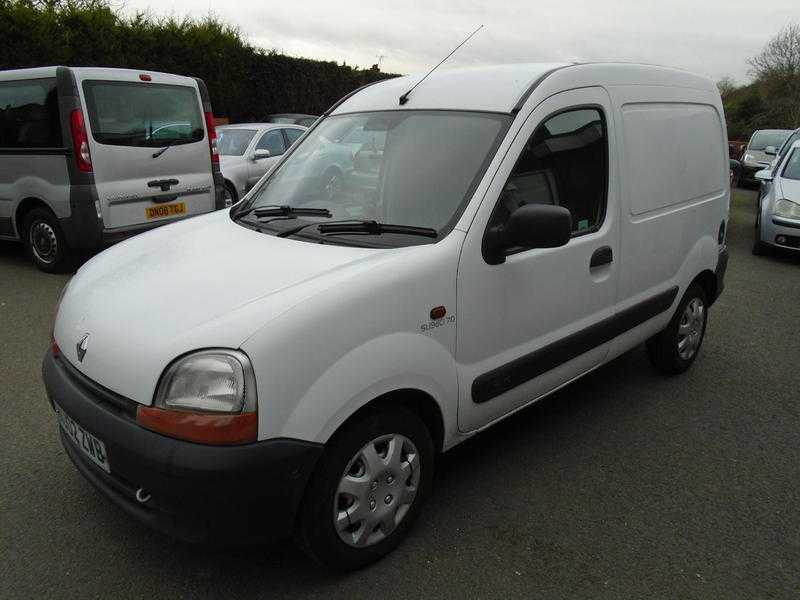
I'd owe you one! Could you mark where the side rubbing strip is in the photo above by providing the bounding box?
[472,286,679,404]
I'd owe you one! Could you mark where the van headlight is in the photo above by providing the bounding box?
[137,349,258,445]
[773,199,800,220]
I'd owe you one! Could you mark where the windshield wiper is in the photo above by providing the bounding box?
[152,139,177,158]
[277,219,437,239]
[233,204,331,220]
[255,206,332,219]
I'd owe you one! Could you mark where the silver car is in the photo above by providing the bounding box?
[753,140,800,255]
[741,129,792,187]
[217,123,305,204]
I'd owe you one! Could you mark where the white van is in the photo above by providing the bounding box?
[44,63,729,569]
[0,66,224,272]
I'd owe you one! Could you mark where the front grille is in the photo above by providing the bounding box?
[56,355,138,419]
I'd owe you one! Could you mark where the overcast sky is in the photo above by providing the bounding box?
[122,0,798,83]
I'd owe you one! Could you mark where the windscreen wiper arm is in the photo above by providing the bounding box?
[277,219,437,239]
[233,205,331,220]
[255,206,332,218]
[152,140,177,158]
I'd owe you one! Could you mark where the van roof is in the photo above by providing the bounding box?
[0,66,198,86]
[332,62,717,115]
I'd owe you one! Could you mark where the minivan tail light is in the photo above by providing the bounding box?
[69,109,92,172]
[204,111,219,164]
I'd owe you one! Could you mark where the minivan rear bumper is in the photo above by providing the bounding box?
[42,350,322,544]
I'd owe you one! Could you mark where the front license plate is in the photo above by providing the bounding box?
[55,405,110,473]
[145,201,186,220]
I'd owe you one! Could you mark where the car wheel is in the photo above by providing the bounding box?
[646,283,708,375]
[223,182,237,207]
[22,207,72,273]
[295,405,434,570]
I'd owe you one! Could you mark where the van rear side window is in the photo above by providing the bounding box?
[0,78,62,149]
[82,81,204,147]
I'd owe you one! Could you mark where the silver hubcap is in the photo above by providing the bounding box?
[29,221,58,264]
[334,434,420,548]
[677,297,705,360]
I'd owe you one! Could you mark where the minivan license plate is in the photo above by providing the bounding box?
[145,202,186,220]
[55,405,110,473]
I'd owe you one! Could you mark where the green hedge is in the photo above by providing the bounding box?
[0,0,396,121]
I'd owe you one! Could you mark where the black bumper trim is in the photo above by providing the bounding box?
[43,350,323,544]
[714,247,728,303]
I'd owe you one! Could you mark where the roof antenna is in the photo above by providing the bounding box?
[399,24,484,106]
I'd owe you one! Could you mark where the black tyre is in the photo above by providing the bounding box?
[646,283,708,375]
[295,405,434,570]
[223,181,237,206]
[22,207,72,273]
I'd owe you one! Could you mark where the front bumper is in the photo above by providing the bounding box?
[42,350,322,544]
[762,215,800,252]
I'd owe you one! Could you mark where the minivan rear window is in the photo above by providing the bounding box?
[82,81,204,147]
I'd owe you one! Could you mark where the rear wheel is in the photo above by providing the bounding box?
[647,283,708,375]
[295,405,434,570]
[22,207,72,273]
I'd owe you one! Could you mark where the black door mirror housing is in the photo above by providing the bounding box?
[483,204,572,264]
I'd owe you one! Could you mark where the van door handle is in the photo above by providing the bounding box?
[590,246,613,268]
[148,179,179,192]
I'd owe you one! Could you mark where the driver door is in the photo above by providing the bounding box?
[456,86,620,432]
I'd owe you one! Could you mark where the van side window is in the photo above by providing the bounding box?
[488,107,607,236]
[257,130,286,156]
[0,78,62,149]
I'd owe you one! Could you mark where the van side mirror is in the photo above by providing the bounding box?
[252,149,271,160]
[483,204,572,264]
[764,145,777,156]
[754,169,773,182]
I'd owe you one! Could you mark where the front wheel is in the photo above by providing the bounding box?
[295,405,434,570]
[22,207,72,273]
[646,283,708,375]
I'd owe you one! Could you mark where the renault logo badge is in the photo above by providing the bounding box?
[76,334,89,362]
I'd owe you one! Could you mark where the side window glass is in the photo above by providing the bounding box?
[284,128,303,146]
[489,107,607,236]
[256,129,286,156]
[0,78,62,148]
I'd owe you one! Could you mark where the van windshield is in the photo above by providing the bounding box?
[83,81,204,147]
[235,110,508,244]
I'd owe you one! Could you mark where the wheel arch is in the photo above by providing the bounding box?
[14,196,52,236]
[338,388,446,453]
[691,269,718,307]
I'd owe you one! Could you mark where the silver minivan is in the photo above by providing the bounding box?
[0,66,224,272]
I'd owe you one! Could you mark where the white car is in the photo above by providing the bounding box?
[217,123,305,204]
[753,140,800,254]
[44,62,729,570]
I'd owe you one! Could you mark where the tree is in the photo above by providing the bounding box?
[716,77,737,101]
[748,22,800,127]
